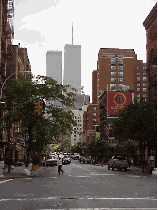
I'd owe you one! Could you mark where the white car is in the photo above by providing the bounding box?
[46,155,57,167]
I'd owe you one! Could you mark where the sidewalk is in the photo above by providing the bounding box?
[96,164,157,177]
[0,165,45,179]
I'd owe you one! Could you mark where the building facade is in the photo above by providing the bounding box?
[97,48,138,103]
[134,61,149,100]
[83,104,100,145]
[63,44,81,93]
[46,50,62,84]
[143,3,157,110]
[92,70,97,104]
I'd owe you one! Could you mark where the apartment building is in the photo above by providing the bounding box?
[83,104,100,145]
[143,3,157,110]
[134,61,148,100]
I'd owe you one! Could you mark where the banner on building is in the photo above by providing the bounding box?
[107,92,133,116]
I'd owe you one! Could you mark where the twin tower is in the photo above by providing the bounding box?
[46,44,81,93]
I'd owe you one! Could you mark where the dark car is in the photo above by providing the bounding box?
[16,161,25,166]
[62,156,71,165]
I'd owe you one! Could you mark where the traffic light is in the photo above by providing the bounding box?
[34,101,41,113]
[41,101,46,114]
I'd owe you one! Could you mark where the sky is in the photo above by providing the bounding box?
[13,0,157,102]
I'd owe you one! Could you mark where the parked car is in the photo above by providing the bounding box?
[62,156,71,165]
[84,156,91,164]
[70,153,75,159]
[16,161,25,166]
[74,153,80,160]
[46,155,57,167]
[108,156,128,171]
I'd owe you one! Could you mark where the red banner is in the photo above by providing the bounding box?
[107,92,133,115]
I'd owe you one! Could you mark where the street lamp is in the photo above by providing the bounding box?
[0,71,31,101]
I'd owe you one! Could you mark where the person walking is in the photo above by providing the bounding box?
[57,157,63,175]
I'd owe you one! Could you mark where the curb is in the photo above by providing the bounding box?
[0,167,45,179]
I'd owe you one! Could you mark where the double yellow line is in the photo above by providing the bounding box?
[71,163,96,175]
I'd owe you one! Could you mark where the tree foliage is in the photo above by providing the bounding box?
[86,137,111,162]
[3,75,77,166]
[111,98,157,156]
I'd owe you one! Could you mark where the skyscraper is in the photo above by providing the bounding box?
[63,23,81,92]
[63,44,81,92]
[46,51,62,84]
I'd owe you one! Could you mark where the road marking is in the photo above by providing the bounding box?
[0,197,156,202]
[0,179,13,184]
[36,208,157,210]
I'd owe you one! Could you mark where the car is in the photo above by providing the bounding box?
[16,161,25,166]
[74,153,80,160]
[84,156,91,164]
[108,155,128,171]
[62,156,71,165]
[70,153,75,159]
[46,155,57,167]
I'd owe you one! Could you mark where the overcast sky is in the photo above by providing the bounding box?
[13,0,157,101]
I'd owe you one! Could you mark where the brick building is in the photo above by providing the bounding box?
[134,61,149,100]
[143,3,157,110]
[83,104,100,145]
[96,48,137,104]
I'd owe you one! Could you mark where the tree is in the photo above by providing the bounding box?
[112,98,157,170]
[87,137,110,162]
[3,75,76,167]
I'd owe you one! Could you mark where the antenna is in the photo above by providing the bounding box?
[72,22,73,45]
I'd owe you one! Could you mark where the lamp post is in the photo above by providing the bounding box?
[0,71,31,101]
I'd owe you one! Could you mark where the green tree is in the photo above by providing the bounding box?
[112,98,157,170]
[87,137,110,162]
[3,75,76,167]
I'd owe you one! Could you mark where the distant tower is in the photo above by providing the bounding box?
[46,51,62,84]
[72,22,73,45]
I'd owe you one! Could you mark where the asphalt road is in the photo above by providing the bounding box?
[0,159,157,210]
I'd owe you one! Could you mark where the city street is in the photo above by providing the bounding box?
[0,159,157,210]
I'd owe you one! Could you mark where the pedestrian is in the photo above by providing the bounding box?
[101,158,104,167]
[128,158,131,168]
[57,157,63,175]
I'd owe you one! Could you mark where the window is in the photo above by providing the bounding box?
[118,58,123,65]
[143,83,147,86]
[143,88,147,92]
[143,94,147,97]
[137,93,140,97]
[118,84,123,88]
[118,78,123,82]
[93,119,96,122]
[137,88,140,92]
[137,83,140,86]
[137,77,140,81]
[118,72,123,77]
[137,65,140,70]
[143,71,146,75]
[143,77,147,81]
[93,107,96,111]
[111,58,116,65]
[118,66,123,70]
[93,113,96,116]
[111,72,116,76]
[74,135,76,137]
[143,65,147,70]
[111,65,116,70]
[110,84,116,89]
[137,71,140,75]
[111,78,116,83]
